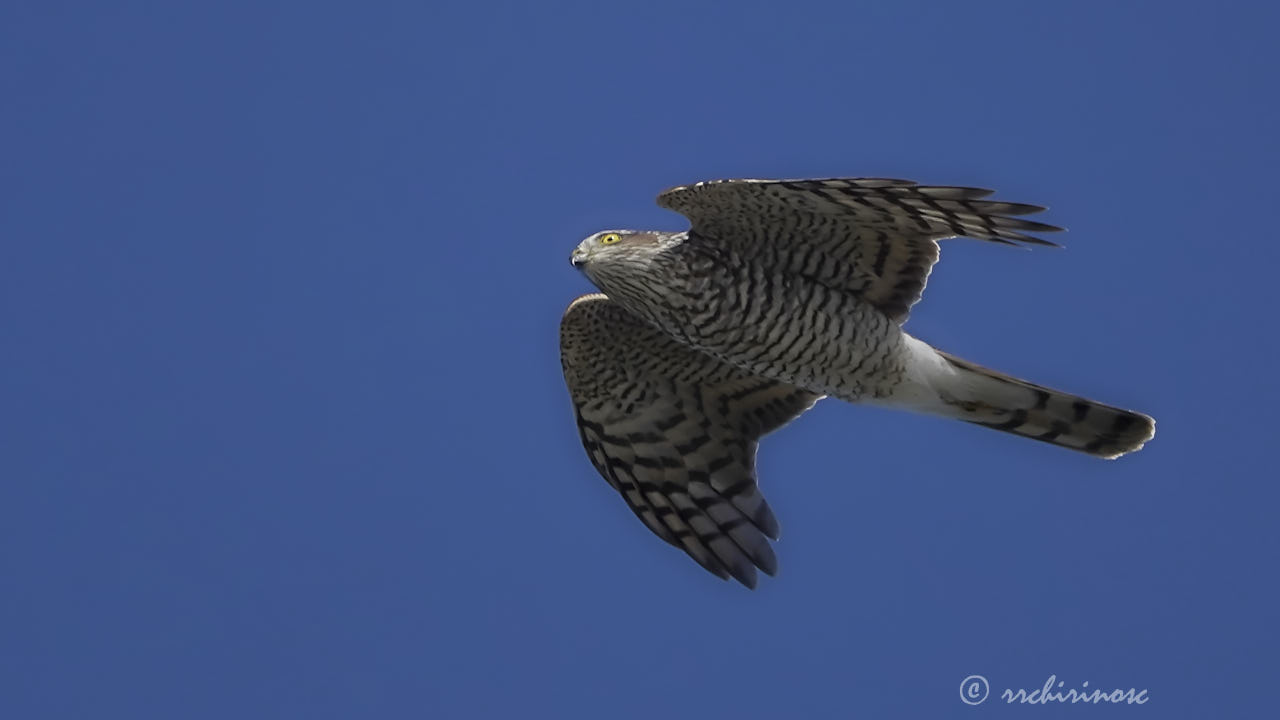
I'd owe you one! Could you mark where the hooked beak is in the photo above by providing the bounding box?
[570,248,589,268]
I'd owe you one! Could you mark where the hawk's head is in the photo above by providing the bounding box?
[570,230,682,271]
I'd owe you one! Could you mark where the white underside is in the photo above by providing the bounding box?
[870,333,957,414]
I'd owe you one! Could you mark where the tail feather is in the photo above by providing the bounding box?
[929,350,1155,459]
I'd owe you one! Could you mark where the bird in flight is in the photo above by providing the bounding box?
[560,177,1155,588]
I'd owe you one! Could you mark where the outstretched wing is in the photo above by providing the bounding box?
[560,294,821,588]
[658,177,1062,322]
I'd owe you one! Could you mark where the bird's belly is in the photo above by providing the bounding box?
[682,270,908,401]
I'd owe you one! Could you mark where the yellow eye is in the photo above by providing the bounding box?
[599,233,621,245]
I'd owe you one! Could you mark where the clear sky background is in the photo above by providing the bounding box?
[3,1,1277,718]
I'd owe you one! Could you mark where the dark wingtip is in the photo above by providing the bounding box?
[1020,235,1063,248]
[1012,218,1065,233]
[757,508,780,540]
[1001,228,1064,248]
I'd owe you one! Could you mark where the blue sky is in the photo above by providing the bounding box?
[3,1,1277,717]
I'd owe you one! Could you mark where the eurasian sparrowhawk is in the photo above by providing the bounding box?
[560,177,1155,588]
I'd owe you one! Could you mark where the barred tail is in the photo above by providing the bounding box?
[926,349,1155,458]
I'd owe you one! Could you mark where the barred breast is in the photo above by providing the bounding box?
[656,240,909,402]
